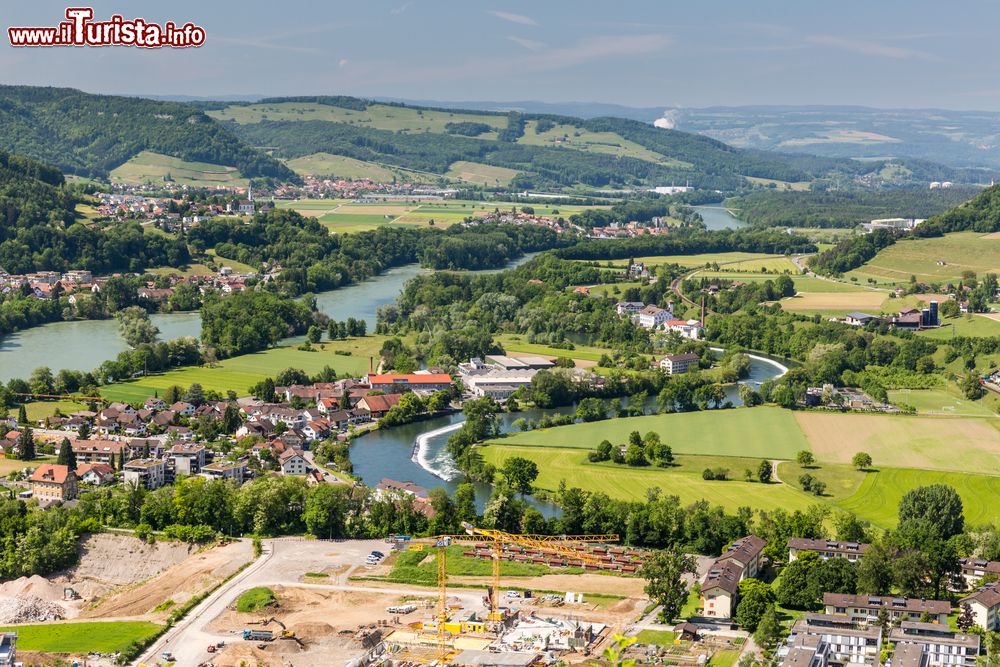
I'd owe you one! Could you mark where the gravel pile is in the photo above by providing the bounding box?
[0,595,65,623]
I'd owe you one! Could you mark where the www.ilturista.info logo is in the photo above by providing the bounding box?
[8,7,206,48]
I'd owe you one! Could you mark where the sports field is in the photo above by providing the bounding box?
[491,406,808,459]
[0,620,163,652]
[888,388,998,417]
[99,338,380,403]
[478,445,816,512]
[793,412,1000,474]
[110,151,247,187]
[845,232,1000,286]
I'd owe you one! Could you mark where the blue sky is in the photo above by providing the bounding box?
[2,0,999,110]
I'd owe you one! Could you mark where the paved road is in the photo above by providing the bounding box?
[133,538,393,667]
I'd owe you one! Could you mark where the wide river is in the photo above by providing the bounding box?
[694,204,744,230]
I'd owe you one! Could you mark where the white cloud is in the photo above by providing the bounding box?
[487,10,538,26]
[805,35,938,61]
[339,58,349,68]
[506,35,546,52]
[390,2,412,16]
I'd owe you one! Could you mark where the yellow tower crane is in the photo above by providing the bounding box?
[408,524,619,663]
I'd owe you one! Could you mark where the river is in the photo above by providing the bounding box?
[694,204,745,230]
[0,254,539,383]
[349,354,787,513]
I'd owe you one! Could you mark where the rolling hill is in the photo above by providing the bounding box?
[209,96,880,191]
[0,86,296,182]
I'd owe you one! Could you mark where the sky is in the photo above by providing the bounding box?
[3,0,1000,111]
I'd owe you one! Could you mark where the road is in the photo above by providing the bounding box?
[133,538,396,667]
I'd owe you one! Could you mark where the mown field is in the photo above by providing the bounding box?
[591,252,799,272]
[479,444,815,513]
[0,620,163,652]
[887,388,999,417]
[444,161,521,186]
[494,333,612,364]
[110,151,247,187]
[518,119,686,166]
[919,314,1000,339]
[845,232,1000,286]
[695,272,866,294]
[284,152,439,183]
[491,406,808,459]
[99,338,381,403]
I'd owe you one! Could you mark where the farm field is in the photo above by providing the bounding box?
[745,176,811,191]
[445,161,521,186]
[479,444,817,512]
[793,411,1000,474]
[0,620,162,652]
[919,314,1000,339]
[284,152,439,183]
[844,232,1000,286]
[778,290,889,315]
[888,388,999,417]
[490,406,808,459]
[836,466,1000,527]
[0,457,56,477]
[24,399,88,421]
[590,252,799,272]
[99,337,381,403]
[695,272,866,293]
[208,101,507,135]
[109,151,247,187]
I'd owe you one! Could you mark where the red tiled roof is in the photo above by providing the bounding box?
[30,463,73,484]
[367,373,451,384]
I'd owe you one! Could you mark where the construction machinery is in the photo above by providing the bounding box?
[406,523,618,663]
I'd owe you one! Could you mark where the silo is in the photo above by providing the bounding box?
[929,300,939,326]
[921,308,930,326]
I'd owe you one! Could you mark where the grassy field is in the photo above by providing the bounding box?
[837,466,1000,527]
[779,290,890,315]
[592,252,799,271]
[147,262,217,278]
[236,587,276,613]
[100,338,381,403]
[110,151,247,187]
[284,153,439,183]
[518,119,685,166]
[445,161,521,186]
[23,400,88,422]
[494,334,611,364]
[793,412,1000,474]
[492,407,808,459]
[694,272,868,294]
[383,545,560,585]
[745,176,811,191]
[479,444,817,512]
[845,232,1000,286]
[634,629,678,645]
[204,249,257,274]
[0,457,56,476]
[919,314,1000,339]
[888,388,998,417]
[209,102,506,135]
[0,620,163,652]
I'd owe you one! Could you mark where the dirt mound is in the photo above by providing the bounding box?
[0,595,65,623]
[66,533,194,586]
[0,574,67,601]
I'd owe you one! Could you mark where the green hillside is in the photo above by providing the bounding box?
[0,85,296,181]
[213,96,877,190]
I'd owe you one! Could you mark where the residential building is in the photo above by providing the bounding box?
[659,352,701,375]
[700,535,766,618]
[202,460,248,484]
[788,538,870,563]
[169,401,196,417]
[665,319,704,340]
[375,478,436,519]
[316,397,340,414]
[958,558,1000,589]
[615,301,645,317]
[888,621,979,667]
[30,464,78,502]
[778,613,882,667]
[279,449,307,475]
[846,312,880,326]
[123,458,167,489]
[636,305,672,329]
[961,582,1000,630]
[367,373,453,393]
[169,443,206,476]
[824,594,950,625]
[72,439,129,466]
[76,463,115,485]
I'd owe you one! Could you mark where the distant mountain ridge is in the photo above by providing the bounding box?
[0,85,296,181]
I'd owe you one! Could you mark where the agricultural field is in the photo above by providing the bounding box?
[445,161,521,186]
[0,620,162,652]
[793,412,1000,474]
[518,120,687,166]
[491,406,808,459]
[696,272,865,293]
[208,102,506,136]
[494,333,612,364]
[744,176,811,191]
[778,290,890,315]
[0,456,56,477]
[109,151,247,187]
[479,444,817,512]
[919,314,1000,339]
[837,466,1000,528]
[591,252,799,272]
[99,337,382,403]
[24,400,88,421]
[284,152,439,183]
[845,232,1000,286]
[147,263,217,278]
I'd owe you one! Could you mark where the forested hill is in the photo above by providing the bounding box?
[209,95,879,190]
[0,86,296,181]
[0,149,189,274]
